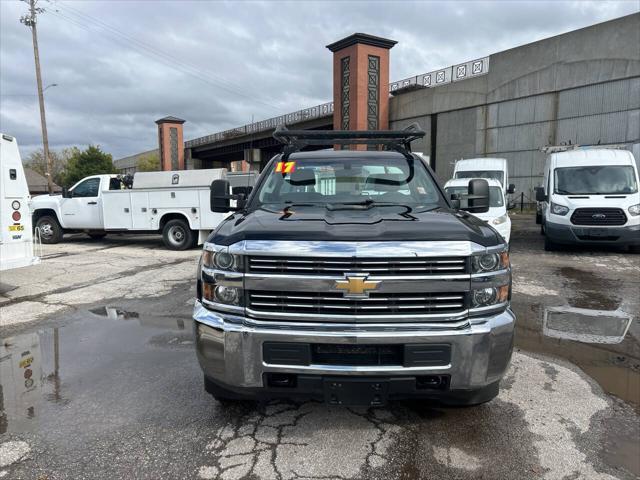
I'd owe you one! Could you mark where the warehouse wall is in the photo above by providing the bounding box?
[390,13,640,203]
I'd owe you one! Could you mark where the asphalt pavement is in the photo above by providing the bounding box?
[0,221,638,480]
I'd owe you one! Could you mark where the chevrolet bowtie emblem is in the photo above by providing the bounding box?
[334,274,380,298]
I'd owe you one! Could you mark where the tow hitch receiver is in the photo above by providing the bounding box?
[323,377,389,406]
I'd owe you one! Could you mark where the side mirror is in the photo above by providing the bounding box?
[535,187,547,202]
[62,187,72,198]
[507,183,516,194]
[210,180,232,213]
[464,179,490,213]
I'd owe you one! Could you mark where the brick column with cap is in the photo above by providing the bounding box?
[156,116,186,171]
[326,33,396,147]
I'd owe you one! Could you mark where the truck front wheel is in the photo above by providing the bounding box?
[162,219,194,250]
[35,215,63,244]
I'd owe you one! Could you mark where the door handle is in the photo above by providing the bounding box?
[87,201,98,205]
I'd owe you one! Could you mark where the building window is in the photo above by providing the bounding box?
[367,55,380,150]
[170,127,179,170]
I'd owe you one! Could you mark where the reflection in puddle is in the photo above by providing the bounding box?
[0,332,43,434]
[90,306,139,320]
[0,309,192,435]
[544,306,632,344]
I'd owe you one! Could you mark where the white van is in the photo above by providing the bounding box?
[0,134,39,271]
[536,147,640,251]
[444,178,512,243]
[453,158,515,195]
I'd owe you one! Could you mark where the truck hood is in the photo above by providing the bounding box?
[209,204,501,246]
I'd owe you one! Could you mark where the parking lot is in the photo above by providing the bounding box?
[1,214,639,480]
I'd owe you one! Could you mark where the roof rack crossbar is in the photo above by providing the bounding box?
[273,123,426,158]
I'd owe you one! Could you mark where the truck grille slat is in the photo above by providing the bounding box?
[570,208,627,226]
[248,256,468,276]
[248,291,466,316]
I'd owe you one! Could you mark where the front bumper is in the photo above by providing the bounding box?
[193,300,515,399]
[546,220,640,246]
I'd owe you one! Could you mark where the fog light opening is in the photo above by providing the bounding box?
[416,375,449,390]
[266,373,297,388]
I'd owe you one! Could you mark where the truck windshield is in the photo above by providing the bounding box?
[256,156,443,207]
[445,186,504,208]
[455,170,504,186]
[554,166,638,194]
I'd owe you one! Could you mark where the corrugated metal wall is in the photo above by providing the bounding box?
[392,77,639,203]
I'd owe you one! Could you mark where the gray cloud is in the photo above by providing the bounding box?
[1,0,638,159]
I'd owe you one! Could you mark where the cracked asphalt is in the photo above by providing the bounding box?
[1,222,639,480]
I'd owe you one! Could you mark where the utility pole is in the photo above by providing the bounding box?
[21,0,53,194]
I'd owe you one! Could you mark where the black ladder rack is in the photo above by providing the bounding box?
[273,123,425,158]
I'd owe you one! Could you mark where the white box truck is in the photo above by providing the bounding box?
[31,169,255,250]
[453,157,515,195]
[1,133,40,271]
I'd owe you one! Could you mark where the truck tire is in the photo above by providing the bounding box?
[36,215,63,244]
[162,219,194,250]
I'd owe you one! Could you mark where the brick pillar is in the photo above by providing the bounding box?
[155,116,186,171]
[327,33,396,148]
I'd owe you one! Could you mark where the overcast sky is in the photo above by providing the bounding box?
[1,0,638,160]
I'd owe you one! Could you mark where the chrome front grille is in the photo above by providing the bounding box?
[247,256,468,276]
[247,290,466,316]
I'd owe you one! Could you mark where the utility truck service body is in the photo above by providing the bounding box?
[0,134,39,271]
[31,169,253,250]
[193,126,515,407]
[536,147,640,251]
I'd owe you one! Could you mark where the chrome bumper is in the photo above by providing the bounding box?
[193,300,515,391]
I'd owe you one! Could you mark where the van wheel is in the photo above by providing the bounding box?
[162,219,194,250]
[35,215,63,244]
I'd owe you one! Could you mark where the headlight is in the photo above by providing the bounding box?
[550,202,569,216]
[471,285,509,308]
[202,282,242,306]
[201,245,242,271]
[491,214,508,225]
[471,250,509,273]
[629,204,640,216]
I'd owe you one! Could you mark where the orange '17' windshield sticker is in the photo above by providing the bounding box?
[275,161,296,174]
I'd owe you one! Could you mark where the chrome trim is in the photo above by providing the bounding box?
[201,298,244,313]
[245,272,471,280]
[262,362,451,372]
[194,301,471,332]
[226,240,485,257]
[245,306,468,323]
[470,268,509,278]
[469,302,509,316]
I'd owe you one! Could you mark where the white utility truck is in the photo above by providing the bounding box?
[453,158,515,195]
[31,169,254,250]
[1,133,40,271]
[536,145,640,252]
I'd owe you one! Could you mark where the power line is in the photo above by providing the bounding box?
[49,1,283,112]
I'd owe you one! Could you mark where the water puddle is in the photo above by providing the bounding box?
[0,308,193,435]
[512,265,639,413]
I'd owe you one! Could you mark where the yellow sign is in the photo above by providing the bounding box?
[335,275,380,298]
[9,225,24,231]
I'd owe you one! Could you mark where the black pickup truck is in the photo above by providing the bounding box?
[193,125,514,407]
